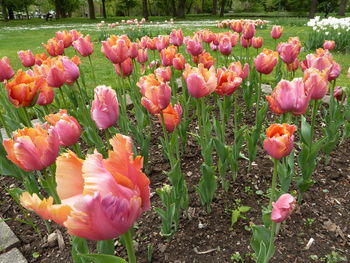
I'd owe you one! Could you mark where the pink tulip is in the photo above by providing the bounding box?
[72,35,94,57]
[183,64,217,98]
[114,58,133,78]
[137,48,148,64]
[139,36,150,49]
[160,46,176,67]
[218,36,232,56]
[271,25,283,40]
[17,50,35,67]
[303,68,328,100]
[228,62,249,81]
[286,59,299,72]
[91,85,119,129]
[240,36,251,48]
[173,53,186,71]
[141,82,171,115]
[242,23,255,40]
[129,43,139,59]
[61,57,80,84]
[155,67,172,82]
[45,110,81,146]
[333,86,344,101]
[278,43,300,65]
[267,78,310,115]
[271,193,296,223]
[156,35,170,51]
[254,49,278,75]
[55,30,73,48]
[252,37,264,49]
[169,29,184,46]
[69,29,82,41]
[230,32,239,47]
[101,37,129,64]
[323,40,335,50]
[328,62,341,81]
[215,67,242,96]
[210,42,218,51]
[157,103,182,133]
[0,57,14,82]
[185,37,203,57]
[20,134,150,240]
[3,125,60,171]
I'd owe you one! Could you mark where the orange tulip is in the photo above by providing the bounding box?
[140,82,171,115]
[215,67,242,96]
[303,68,328,100]
[3,125,60,171]
[101,35,130,64]
[35,53,48,66]
[42,38,64,57]
[160,46,177,67]
[4,70,42,107]
[157,103,182,133]
[20,134,150,240]
[155,67,172,82]
[193,51,215,69]
[254,49,278,75]
[252,37,264,49]
[230,21,243,33]
[55,30,73,48]
[228,61,249,80]
[263,123,296,160]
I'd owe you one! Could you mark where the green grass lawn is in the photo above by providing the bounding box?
[0,16,349,88]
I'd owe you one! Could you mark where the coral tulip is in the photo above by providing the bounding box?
[141,83,171,115]
[114,58,133,78]
[215,68,242,96]
[91,85,119,129]
[147,37,157,50]
[210,42,218,51]
[20,134,150,240]
[240,36,251,48]
[101,36,129,64]
[271,25,283,40]
[219,36,232,56]
[169,29,184,46]
[45,110,81,146]
[228,62,249,81]
[18,50,35,68]
[55,31,73,48]
[201,30,215,44]
[173,53,186,71]
[160,46,177,67]
[271,193,296,223]
[157,103,182,132]
[267,78,310,115]
[26,69,54,106]
[252,37,264,49]
[193,52,215,69]
[35,53,48,66]
[43,38,64,57]
[185,37,203,57]
[72,35,94,57]
[231,21,243,33]
[4,70,41,107]
[243,23,255,40]
[278,43,300,65]
[69,30,82,41]
[155,67,172,82]
[323,40,335,51]
[264,123,296,160]
[129,43,139,59]
[328,62,341,81]
[137,48,148,64]
[0,56,14,82]
[230,32,239,47]
[156,35,170,51]
[303,68,328,100]
[183,64,217,98]
[254,49,278,75]
[137,74,161,93]
[3,125,60,171]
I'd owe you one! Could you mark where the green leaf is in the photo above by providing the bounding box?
[231,210,241,227]
[96,240,115,256]
[238,206,251,213]
[78,253,127,263]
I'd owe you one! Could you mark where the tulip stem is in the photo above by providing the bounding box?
[266,221,277,263]
[105,128,111,150]
[73,143,83,158]
[59,87,68,109]
[310,100,319,148]
[22,107,32,127]
[88,55,97,86]
[0,108,11,138]
[255,73,262,125]
[269,158,279,210]
[122,229,136,263]
[41,169,61,204]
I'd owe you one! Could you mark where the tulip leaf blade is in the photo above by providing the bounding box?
[78,253,127,263]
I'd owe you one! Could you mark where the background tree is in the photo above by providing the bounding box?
[177,0,185,17]
[102,0,107,18]
[142,0,148,19]
[1,0,8,20]
[87,0,95,18]
[338,0,348,15]
[308,0,318,18]
[212,0,217,15]
[219,0,225,17]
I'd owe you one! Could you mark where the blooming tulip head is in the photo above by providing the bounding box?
[160,46,177,67]
[333,86,344,101]
[252,37,264,49]
[193,52,215,69]
[69,29,83,41]
[129,42,139,59]
[91,85,119,129]
[228,61,249,81]
[35,53,48,66]
[0,56,14,82]
[218,36,232,56]
[155,67,172,82]
[185,37,203,57]
[267,78,310,115]
[230,32,239,47]
[286,59,299,72]
[137,48,148,64]
[140,82,171,115]
[231,21,243,33]
[254,49,278,75]
[169,29,184,46]
[42,38,64,57]
[26,69,54,106]
[18,50,35,68]
[263,123,296,160]
[271,25,283,40]
[45,110,81,146]
[323,40,335,51]
[243,23,255,40]
[215,68,242,96]
[271,194,296,223]
[101,35,130,64]
[3,125,60,171]
[303,68,328,100]
[114,58,133,78]
[156,35,170,51]
[4,70,42,107]
[328,62,341,81]
[240,36,251,48]
[201,29,215,43]
[278,42,300,65]
[157,103,182,133]
[183,63,217,98]
[20,134,150,240]
[72,35,94,57]
[173,53,186,71]
[55,30,73,48]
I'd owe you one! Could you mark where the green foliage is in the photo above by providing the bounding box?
[231,206,251,227]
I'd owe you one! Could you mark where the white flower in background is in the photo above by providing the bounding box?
[325,32,329,35]
[313,26,317,31]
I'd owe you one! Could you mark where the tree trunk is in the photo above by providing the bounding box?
[212,0,217,15]
[102,0,106,18]
[187,0,194,14]
[338,0,347,16]
[171,0,177,17]
[54,0,61,18]
[308,0,317,18]
[177,0,185,18]
[87,0,95,19]
[219,0,225,17]
[201,0,205,12]
[142,0,148,19]
[1,0,8,21]
[25,5,29,19]
[8,7,14,20]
